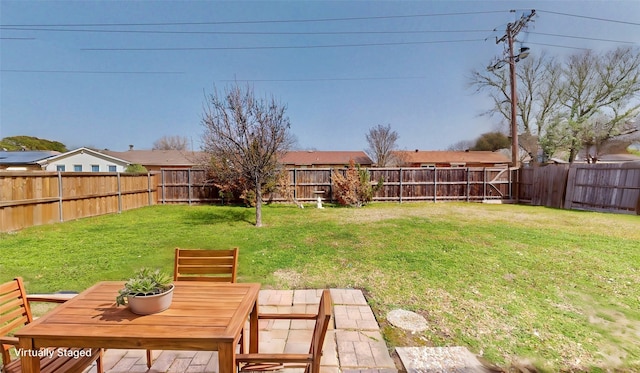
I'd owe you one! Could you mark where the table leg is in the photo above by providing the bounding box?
[218,342,235,373]
[249,299,259,353]
[18,338,39,373]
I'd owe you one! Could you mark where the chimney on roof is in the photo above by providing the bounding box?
[129,145,134,151]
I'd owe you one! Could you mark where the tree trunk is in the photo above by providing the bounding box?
[255,179,263,227]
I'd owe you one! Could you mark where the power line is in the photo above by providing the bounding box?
[537,9,640,26]
[0,70,427,80]
[221,76,431,82]
[0,26,494,36]
[525,42,590,51]
[0,10,509,27]
[1,69,185,74]
[82,39,485,51]
[530,31,637,45]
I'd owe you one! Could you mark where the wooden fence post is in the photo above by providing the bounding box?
[117,172,122,213]
[467,168,471,202]
[147,172,152,206]
[510,168,514,200]
[515,167,520,203]
[482,168,487,201]
[161,169,166,204]
[433,168,437,202]
[293,169,297,201]
[399,168,403,203]
[58,171,64,222]
[188,168,192,205]
[329,169,333,203]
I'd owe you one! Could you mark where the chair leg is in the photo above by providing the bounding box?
[146,350,153,368]
[239,329,246,353]
[97,349,104,373]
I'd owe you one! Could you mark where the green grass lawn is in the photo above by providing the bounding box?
[1,203,639,372]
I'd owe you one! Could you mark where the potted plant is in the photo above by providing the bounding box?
[116,268,175,315]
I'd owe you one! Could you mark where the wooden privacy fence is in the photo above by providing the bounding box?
[368,167,516,202]
[565,163,640,214]
[162,165,638,214]
[0,172,157,232]
[519,164,570,208]
[518,163,640,214]
[158,168,220,204]
[157,167,517,204]
[2,163,637,232]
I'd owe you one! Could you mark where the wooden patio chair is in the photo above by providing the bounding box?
[146,247,240,368]
[173,247,239,282]
[236,289,333,373]
[0,277,103,373]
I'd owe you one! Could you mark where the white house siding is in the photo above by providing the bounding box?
[42,152,127,172]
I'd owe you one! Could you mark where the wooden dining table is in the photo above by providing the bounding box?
[15,281,261,373]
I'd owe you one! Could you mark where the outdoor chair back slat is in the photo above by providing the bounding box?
[173,248,239,282]
[0,278,32,339]
[0,278,103,373]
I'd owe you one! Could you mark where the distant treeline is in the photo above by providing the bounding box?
[0,136,68,152]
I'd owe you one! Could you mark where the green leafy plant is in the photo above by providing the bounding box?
[116,268,173,306]
[125,163,148,173]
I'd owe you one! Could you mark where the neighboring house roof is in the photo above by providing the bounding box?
[548,158,569,164]
[576,152,640,163]
[598,153,640,162]
[280,151,372,167]
[100,149,204,168]
[0,151,60,165]
[38,147,130,166]
[397,150,511,165]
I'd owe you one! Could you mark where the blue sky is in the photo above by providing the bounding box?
[1,1,639,152]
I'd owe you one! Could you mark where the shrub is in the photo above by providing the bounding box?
[125,164,148,173]
[267,169,299,205]
[332,160,382,207]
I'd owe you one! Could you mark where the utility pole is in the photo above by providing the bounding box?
[496,10,536,168]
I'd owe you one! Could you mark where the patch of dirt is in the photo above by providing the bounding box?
[378,320,432,373]
[272,269,302,289]
[29,302,58,317]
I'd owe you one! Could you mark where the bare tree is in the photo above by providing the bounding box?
[558,47,640,162]
[365,124,399,167]
[152,135,189,151]
[201,84,294,227]
[446,139,475,151]
[470,47,640,162]
[469,53,562,157]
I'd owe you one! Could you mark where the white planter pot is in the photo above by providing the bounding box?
[126,284,175,315]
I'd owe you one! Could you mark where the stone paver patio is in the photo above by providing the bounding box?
[83,289,397,373]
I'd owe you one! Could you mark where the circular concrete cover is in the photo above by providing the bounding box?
[387,309,428,332]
